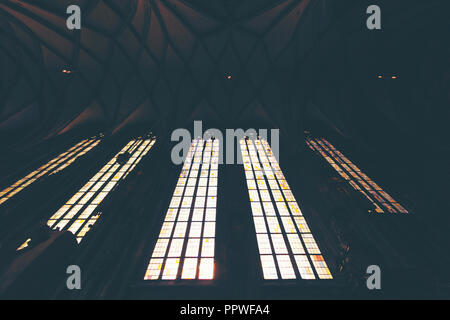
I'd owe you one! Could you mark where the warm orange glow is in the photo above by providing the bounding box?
[1,137,101,206]
[306,137,408,214]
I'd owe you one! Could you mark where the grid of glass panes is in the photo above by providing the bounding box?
[306,138,408,214]
[43,137,155,244]
[0,137,101,206]
[144,138,219,281]
[240,138,332,280]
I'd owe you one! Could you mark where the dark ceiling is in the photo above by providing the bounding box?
[1,0,447,145]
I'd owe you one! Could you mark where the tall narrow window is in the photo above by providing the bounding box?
[240,138,332,280]
[306,137,408,214]
[0,136,102,206]
[43,135,156,244]
[144,138,219,281]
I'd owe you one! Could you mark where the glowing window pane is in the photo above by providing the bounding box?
[282,190,296,202]
[49,205,71,220]
[266,217,281,233]
[54,219,71,231]
[256,234,272,254]
[78,205,97,219]
[198,178,208,186]
[185,239,200,257]
[294,255,316,280]
[271,190,284,202]
[251,202,263,216]
[287,234,305,254]
[208,186,217,197]
[245,171,254,179]
[192,208,204,221]
[206,196,216,208]
[260,255,278,280]
[209,178,218,186]
[79,192,95,205]
[271,234,288,254]
[196,187,206,196]
[194,197,205,208]
[177,208,190,221]
[152,239,170,258]
[67,193,84,205]
[170,197,182,208]
[260,190,271,201]
[205,208,216,221]
[257,180,267,189]
[165,208,178,221]
[181,197,193,208]
[92,192,108,205]
[162,258,180,280]
[159,222,174,238]
[281,216,296,233]
[311,255,333,279]
[189,220,204,237]
[268,180,279,190]
[181,258,198,279]
[174,186,184,196]
[263,202,276,216]
[294,216,311,233]
[198,258,214,280]
[203,222,215,237]
[201,238,215,257]
[276,255,296,279]
[168,239,184,257]
[302,234,321,254]
[247,179,257,190]
[173,222,188,238]
[144,259,163,280]
[275,202,290,216]
[288,202,302,215]
[68,219,85,234]
[254,217,268,233]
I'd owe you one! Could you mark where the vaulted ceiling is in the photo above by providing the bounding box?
[0,0,448,153]
[0,0,317,143]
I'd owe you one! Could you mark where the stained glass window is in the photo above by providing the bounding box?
[16,136,156,250]
[144,138,219,281]
[0,136,102,206]
[306,138,408,214]
[240,138,332,280]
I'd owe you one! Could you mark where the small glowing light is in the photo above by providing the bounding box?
[17,238,31,251]
[378,75,383,79]
[391,76,397,79]
[62,69,72,74]
[226,74,232,80]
